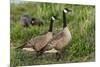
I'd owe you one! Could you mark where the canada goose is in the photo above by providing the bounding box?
[40,8,72,60]
[20,14,44,27]
[31,17,44,26]
[17,16,56,56]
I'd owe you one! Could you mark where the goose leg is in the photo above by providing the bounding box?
[56,49,65,61]
[60,49,65,60]
[33,51,44,60]
[56,52,61,61]
[32,52,40,60]
[35,50,44,58]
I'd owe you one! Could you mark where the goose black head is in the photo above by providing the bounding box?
[63,8,72,13]
[48,16,56,32]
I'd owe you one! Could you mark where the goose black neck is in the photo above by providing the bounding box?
[48,19,54,32]
[63,11,67,28]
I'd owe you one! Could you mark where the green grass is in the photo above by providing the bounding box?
[10,2,95,67]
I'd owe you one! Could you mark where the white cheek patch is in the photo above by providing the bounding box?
[64,9,68,13]
[51,16,55,20]
[32,21,34,23]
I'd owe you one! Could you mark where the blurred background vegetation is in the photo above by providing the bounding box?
[10,2,95,67]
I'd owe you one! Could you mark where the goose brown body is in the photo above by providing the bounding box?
[53,27,71,50]
[26,32,53,51]
[42,27,71,51]
[17,16,56,54]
